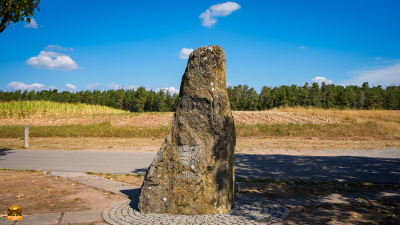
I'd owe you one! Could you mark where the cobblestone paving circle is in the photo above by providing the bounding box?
[103,195,289,225]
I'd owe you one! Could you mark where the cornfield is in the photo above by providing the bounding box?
[0,101,126,118]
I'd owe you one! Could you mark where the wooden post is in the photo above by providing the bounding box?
[24,126,29,148]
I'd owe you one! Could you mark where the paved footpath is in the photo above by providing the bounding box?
[1,149,400,183]
[1,171,399,225]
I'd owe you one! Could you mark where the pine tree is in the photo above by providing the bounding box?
[115,89,124,109]
[310,82,321,107]
[385,86,398,109]
[260,86,272,109]
[335,85,346,108]
[325,84,336,108]
[278,85,288,107]
[321,82,327,107]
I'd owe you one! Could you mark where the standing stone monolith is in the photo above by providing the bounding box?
[138,45,236,215]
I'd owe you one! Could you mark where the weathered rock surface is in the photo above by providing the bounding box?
[138,45,236,215]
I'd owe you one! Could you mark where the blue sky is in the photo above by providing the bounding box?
[1,0,400,93]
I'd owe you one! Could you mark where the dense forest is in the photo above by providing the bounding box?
[1,82,399,111]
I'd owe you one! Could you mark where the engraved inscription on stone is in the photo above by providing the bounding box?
[177,145,200,167]
[178,171,198,180]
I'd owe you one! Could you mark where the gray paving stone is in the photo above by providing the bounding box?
[61,210,102,224]
[274,197,319,208]
[14,212,60,225]
[0,217,15,225]
[103,196,289,224]
[306,194,350,205]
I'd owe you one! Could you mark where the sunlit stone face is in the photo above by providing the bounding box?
[138,45,236,215]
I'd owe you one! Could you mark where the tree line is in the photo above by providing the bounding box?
[1,82,399,111]
[0,87,179,112]
[228,82,400,110]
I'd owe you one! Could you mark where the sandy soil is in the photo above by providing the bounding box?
[0,169,127,216]
[2,169,399,225]
[0,111,346,127]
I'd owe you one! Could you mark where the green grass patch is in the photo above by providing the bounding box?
[0,121,391,139]
[236,122,390,139]
[0,121,169,138]
[0,168,42,173]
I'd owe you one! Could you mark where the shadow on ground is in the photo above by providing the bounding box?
[120,188,141,199]
[0,149,13,161]
[126,154,400,184]
[130,168,148,175]
[234,154,400,184]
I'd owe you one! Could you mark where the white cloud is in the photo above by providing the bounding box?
[124,85,140,90]
[26,51,80,71]
[299,46,307,49]
[199,2,241,27]
[104,83,178,93]
[155,86,179,94]
[7,82,57,92]
[106,82,121,90]
[84,83,99,90]
[23,18,38,29]
[65,83,77,91]
[44,45,70,51]
[342,62,400,86]
[69,48,74,51]
[311,77,333,85]
[123,85,154,91]
[179,48,194,59]
[227,82,232,87]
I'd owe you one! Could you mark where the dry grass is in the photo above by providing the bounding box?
[273,107,400,140]
[274,106,400,124]
[235,137,400,152]
[2,137,399,152]
[0,137,164,152]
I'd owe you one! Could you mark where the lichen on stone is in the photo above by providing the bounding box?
[138,45,236,215]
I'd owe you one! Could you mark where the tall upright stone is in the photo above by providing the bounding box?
[138,45,236,215]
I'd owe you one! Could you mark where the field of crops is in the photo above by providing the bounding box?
[0,101,348,126]
[0,101,399,140]
[0,101,125,118]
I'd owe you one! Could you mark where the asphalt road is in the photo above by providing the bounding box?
[1,149,400,184]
